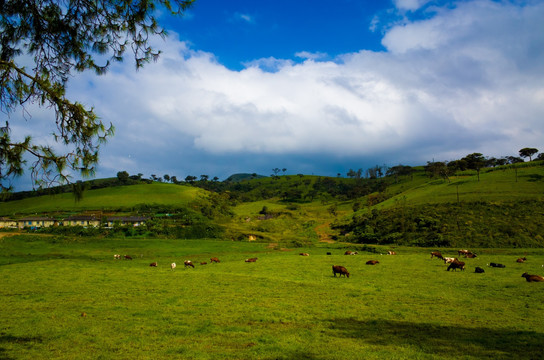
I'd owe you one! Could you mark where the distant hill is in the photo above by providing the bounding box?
[224,173,266,182]
[0,183,206,216]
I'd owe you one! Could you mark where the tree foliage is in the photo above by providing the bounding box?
[0,0,194,192]
[519,148,538,161]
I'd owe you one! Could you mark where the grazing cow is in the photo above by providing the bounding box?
[475,266,485,273]
[521,272,544,282]
[326,252,332,255]
[344,251,358,255]
[332,265,350,278]
[443,257,457,264]
[447,260,465,271]
[489,263,506,268]
[245,258,258,263]
[430,251,444,260]
[200,262,207,265]
[149,262,158,267]
[516,257,527,263]
[458,249,470,256]
[366,260,379,265]
[465,252,477,258]
[210,257,220,263]
[184,260,195,268]
[114,254,121,260]
[124,255,133,260]
[387,251,396,255]
[171,262,176,270]
[299,253,310,256]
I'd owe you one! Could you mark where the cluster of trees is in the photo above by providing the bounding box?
[424,149,541,182]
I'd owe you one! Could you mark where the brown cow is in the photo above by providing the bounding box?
[245,258,258,263]
[332,265,350,278]
[430,251,444,260]
[521,272,544,282]
[184,260,195,268]
[447,260,465,271]
[299,253,310,256]
[344,251,358,255]
[149,262,158,267]
[387,251,396,255]
[465,252,477,258]
[200,262,207,265]
[366,260,379,265]
[458,249,470,256]
[124,255,133,260]
[516,257,527,263]
[210,257,220,263]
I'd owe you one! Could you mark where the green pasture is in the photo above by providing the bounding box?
[0,183,205,216]
[380,165,544,209]
[1,235,544,359]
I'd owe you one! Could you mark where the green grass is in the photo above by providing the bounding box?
[0,183,205,216]
[1,235,544,359]
[380,165,544,209]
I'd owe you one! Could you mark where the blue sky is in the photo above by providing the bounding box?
[173,0,388,70]
[8,0,544,189]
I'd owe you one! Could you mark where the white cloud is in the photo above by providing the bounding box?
[17,0,542,182]
[295,51,328,61]
[232,12,255,24]
[393,0,433,11]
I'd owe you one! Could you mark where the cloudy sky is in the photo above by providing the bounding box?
[12,0,544,188]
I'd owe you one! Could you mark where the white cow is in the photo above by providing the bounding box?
[171,262,176,270]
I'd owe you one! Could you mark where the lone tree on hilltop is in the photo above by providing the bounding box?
[461,153,486,181]
[519,148,538,161]
[117,171,129,184]
[0,0,195,192]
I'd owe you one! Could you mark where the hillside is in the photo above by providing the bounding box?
[0,183,207,216]
[0,162,542,248]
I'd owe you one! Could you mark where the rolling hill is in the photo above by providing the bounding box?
[0,161,542,248]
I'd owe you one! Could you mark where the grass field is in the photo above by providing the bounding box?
[1,235,544,359]
[0,183,205,215]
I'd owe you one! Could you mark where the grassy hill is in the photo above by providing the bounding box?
[378,164,544,209]
[1,162,542,248]
[0,183,207,216]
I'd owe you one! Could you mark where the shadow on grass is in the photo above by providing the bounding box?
[329,318,544,359]
[0,334,43,360]
[523,174,543,182]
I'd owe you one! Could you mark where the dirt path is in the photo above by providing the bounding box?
[0,232,20,238]
[315,222,335,243]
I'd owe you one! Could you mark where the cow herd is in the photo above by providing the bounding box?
[113,249,543,282]
[429,249,544,281]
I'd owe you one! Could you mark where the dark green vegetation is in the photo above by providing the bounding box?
[1,235,544,359]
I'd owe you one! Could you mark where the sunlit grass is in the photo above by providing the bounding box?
[0,183,204,215]
[1,236,543,359]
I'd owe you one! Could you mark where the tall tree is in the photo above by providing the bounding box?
[0,0,195,192]
[116,170,129,184]
[519,148,538,161]
[461,153,486,181]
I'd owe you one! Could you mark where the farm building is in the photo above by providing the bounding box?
[63,215,101,227]
[0,217,17,228]
[17,217,57,229]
